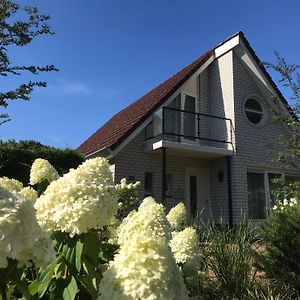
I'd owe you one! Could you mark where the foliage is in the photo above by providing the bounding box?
[199,222,259,299]
[0,139,83,185]
[1,156,299,299]
[259,197,300,296]
[265,52,300,161]
[0,0,58,124]
[115,178,140,219]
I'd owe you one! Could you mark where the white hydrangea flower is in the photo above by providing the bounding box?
[0,177,38,204]
[98,197,188,300]
[0,177,23,192]
[30,158,59,185]
[170,227,201,265]
[115,178,141,190]
[19,187,38,204]
[0,187,55,269]
[34,157,118,237]
[166,202,187,231]
[170,227,202,291]
[117,197,172,247]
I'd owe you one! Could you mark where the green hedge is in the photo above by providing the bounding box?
[0,139,84,185]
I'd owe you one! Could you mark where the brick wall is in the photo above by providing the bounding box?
[114,131,211,212]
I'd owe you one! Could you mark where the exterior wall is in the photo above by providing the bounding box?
[230,52,300,223]
[209,158,229,223]
[210,51,235,150]
[104,49,300,224]
[114,131,210,212]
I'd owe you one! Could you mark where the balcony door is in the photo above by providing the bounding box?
[181,94,197,143]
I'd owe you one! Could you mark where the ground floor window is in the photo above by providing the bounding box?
[247,172,266,219]
[247,170,294,219]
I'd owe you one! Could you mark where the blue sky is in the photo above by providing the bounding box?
[1,0,300,149]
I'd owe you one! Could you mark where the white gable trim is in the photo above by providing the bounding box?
[215,35,240,58]
[236,39,292,118]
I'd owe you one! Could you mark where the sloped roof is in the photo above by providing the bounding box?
[77,49,214,156]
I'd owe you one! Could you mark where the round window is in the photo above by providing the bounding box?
[244,98,264,124]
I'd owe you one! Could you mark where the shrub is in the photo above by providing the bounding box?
[200,222,259,299]
[259,196,300,295]
[0,139,83,185]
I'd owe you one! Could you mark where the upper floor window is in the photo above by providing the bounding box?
[244,98,264,125]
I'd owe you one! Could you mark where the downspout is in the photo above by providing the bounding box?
[227,156,233,227]
[162,147,166,205]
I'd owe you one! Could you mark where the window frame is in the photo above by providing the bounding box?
[247,169,285,220]
[243,96,266,126]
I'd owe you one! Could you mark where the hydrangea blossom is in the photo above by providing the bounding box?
[170,227,202,291]
[0,177,23,192]
[19,187,38,204]
[98,197,188,300]
[272,197,298,211]
[166,202,187,231]
[34,157,118,237]
[0,177,38,203]
[0,187,55,268]
[115,178,141,190]
[170,227,201,265]
[117,197,172,246]
[30,158,59,185]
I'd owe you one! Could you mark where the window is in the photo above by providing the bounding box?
[247,171,285,219]
[165,174,173,197]
[244,98,264,125]
[144,172,153,197]
[247,172,266,219]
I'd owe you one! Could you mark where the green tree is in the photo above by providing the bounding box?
[265,52,300,160]
[0,0,58,124]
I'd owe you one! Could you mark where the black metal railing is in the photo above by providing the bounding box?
[146,107,233,148]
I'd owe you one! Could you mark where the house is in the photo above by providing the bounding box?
[78,32,300,225]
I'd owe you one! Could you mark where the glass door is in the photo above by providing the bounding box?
[181,94,197,143]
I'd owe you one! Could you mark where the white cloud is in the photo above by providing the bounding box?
[39,78,93,96]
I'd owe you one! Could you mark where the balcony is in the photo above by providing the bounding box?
[145,107,234,158]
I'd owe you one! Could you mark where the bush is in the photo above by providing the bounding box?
[259,196,300,295]
[199,222,259,299]
[0,139,83,184]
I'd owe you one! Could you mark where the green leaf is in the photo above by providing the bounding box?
[75,240,84,272]
[63,276,78,300]
[77,275,98,300]
[28,279,38,296]
[38,258,58,297]
[49,277,68,300]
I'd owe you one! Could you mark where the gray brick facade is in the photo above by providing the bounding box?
[101,48,300,224]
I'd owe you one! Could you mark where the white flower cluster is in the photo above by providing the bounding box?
[0,177,23,191]
[0,187,55,269]
[170,227,202,290]
[0,177,38,203]
[115,178,140,190]
[98,197,188,300]
[30,158,59,185]
[166,202,187,231]
[273,197,298,211]
[170,227,201,265]
[34,157,118,237]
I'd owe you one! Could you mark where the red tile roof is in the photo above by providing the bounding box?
[77,49,214,156]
